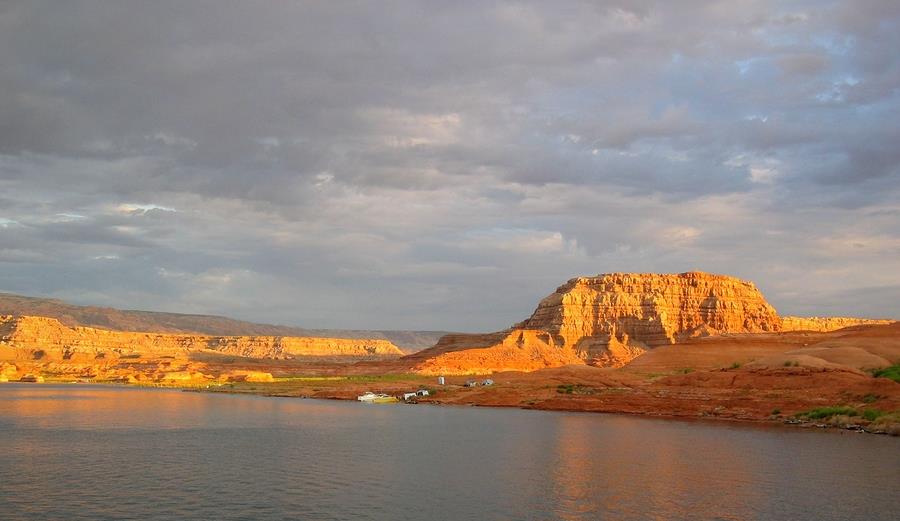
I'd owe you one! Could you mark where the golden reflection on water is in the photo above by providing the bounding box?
[2,384,898,521]
[1,384,364,430]
[548,414,764,520]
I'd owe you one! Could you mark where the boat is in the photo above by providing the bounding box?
[357,392,398,403]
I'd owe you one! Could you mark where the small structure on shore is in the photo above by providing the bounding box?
[437,376,445,385]
[19,374,44,383]
[402,389,431,402]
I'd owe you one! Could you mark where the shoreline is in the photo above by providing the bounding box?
[188,380,900,436]
[4,378,898,435]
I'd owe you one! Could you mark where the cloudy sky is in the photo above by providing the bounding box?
[1,1,899,331]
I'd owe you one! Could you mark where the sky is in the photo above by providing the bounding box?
[1,1,899,331]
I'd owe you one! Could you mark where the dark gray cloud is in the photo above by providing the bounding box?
[1,1,898,330]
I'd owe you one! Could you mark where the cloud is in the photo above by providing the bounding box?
[0,1,898,329]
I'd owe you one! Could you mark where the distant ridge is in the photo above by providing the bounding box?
[0,292,447,351]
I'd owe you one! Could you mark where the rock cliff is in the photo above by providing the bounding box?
[411,272,784,375]
[520,272,782,346]
[780,316,895,332]
[0,292,447,350]
[0,315,404,361]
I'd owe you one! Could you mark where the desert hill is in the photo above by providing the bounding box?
[408,272,895,375]
[0,292,446,351]
[0,315,404,362]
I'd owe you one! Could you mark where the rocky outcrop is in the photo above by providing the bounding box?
[411,272,784,375]
[219,370,275,383]
[781,316,895,332]
[0,315,404,361]
[519,272,782,347]
[0,292,447,350]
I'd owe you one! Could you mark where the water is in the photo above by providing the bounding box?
[1,384,897,521]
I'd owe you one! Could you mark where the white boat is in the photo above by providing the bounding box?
[357,392,398,403]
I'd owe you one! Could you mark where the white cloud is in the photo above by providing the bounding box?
[116,204,177,214]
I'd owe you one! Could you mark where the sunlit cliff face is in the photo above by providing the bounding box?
[1,2,899,330]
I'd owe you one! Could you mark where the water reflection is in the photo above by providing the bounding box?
[1,384,897,521]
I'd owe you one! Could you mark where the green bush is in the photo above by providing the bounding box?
[730,362,742,369]
[863,409,885,421]
[862,393,881,404]
[771,408,781,415]
[872,364,900,383]
[797,406,858,419]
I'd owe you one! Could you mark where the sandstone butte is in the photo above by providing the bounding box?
[0,315,404,362]
[408,271,894,375]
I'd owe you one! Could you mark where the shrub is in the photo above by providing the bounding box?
[797,406,858,420]
[557,384,575,394]
[869,412,900,435]
[862,393,881,404]
[872,364,900,383]
[863,409,885,421]
[730,362,742,369]
[771,408,781,415]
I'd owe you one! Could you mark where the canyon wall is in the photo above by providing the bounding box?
[0,315,404,361]
[0,292,447,350]
[411,272,783,375]
[780,316,895,332]
[519,272,782,346]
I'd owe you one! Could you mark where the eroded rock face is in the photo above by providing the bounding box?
[0,315,404,361]
[520,272,782,347]
[780,316,895,332]
[411,272,782,375]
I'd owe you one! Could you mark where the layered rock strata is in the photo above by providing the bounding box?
[0,315,404,361]
[519,272,781,346]
[780,316,894,332]
[412,272,784,375]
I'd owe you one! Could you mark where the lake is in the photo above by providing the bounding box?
[1,384,897,520]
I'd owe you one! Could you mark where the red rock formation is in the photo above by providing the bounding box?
[520,272,782,347]
[0,315,404,361]
[780,316,894,332]
[411,272,784,375]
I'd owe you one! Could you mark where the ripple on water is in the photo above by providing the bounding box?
[1,384,898,521]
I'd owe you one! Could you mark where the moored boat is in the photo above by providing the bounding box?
[357,392,398,403]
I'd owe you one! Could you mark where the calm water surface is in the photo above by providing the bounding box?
[1,384,897,520]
